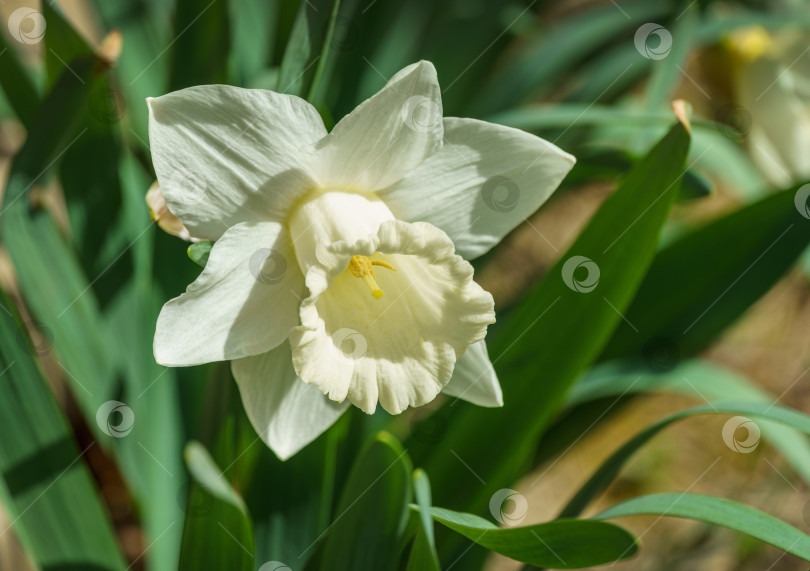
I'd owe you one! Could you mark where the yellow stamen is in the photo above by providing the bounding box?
[348,255,396,299]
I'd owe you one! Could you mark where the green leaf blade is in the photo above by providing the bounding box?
[0,295,126,570]
[413,117,692,525]
[179,441,254,571]
[320,432,412,570]
[596,493,810,561]
[425,506,638,568]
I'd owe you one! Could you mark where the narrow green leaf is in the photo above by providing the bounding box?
[188,241,214,267]
[228,0,279,84]
[42,2,94,88]
[0,33,40,127]
[569,359,810,484]
[643,9,699,117]
[678,168,714,202]
[179,442,254,571]
[487,104,716,132]
[412,118,691,520]
[423,506,638,568]
[320,432,412,570]
[406,469,440,571]
[560,401,810,518]
[169,0,231,90]
[1,57,117,434]
[244,408,348,568]
[106,151,184,571]
[277,0,339,96]
[468,1,670,115]
[601,184,810,362]
[91,0,172,145]
[0,294,126,570]
[595,493,810,561]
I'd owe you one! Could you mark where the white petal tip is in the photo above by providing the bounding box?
[270,444,294,462]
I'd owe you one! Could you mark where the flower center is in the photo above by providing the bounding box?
[347,255,396,299]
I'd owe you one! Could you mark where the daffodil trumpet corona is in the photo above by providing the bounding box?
[148,61,575,460]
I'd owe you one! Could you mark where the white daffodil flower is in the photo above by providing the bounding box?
[732,28,810,186]
[148,61,574,460]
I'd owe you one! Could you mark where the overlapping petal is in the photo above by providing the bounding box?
[441,340,503,407]
[154,221,304,366]
[312,61,444,191]
[232,342,349,460]
[379,117,575,259]
[148,85,326,240]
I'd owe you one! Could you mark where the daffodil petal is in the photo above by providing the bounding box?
[312,61,443,191]
[232,342,349,461]
[739,57,810,185]
[147,85,326,240]
[290,220,495,415]
[441,340,503,407]
[154,221,304,366]
[378,117,575,260]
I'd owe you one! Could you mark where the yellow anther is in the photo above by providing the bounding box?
[348,255,396,299]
